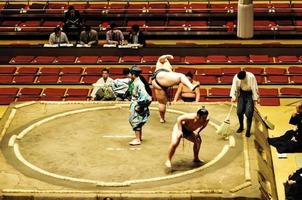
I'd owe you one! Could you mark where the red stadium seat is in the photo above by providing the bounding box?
[71,4,86,13]
[0,67,17,74]
[76,56,99,64]
[292,3,302,13]
[276,56,299,63]
[200,88,207,97]
[16,67,39,74]
[66,88,89,96]
[140,66,153,74]
[148,3,167,14]
[99,56,120,62]
[189,3,208,13]
[59,76,82,83]
[0,76,14,83]
[107,3,126,14]
[187,21,208,31]
[221,68,241,75]
[244,67,264,75]
[60,67,83,75]
[228,56,249,63]
[17,96,40,101]
[0,88,19,95]
[39,67,61,75]
[0,20,21,32]
[220,76,233,84]
[121,56,142,63]
[13,76,36,83]
[10,56,35,63]
[42,88,66,96]
[145,21,166,31]
[127,4,147,14]
[81,76,99,84]
[83,68,103,75]
[276,20,295,31]
[265,67,287,75]
[206,55,227,63]
[168,4,187,13]
[0,97,15,105]
[109,68,127,75]
[86,4,107,14]
[267,76,289,83]
[142,56,158,63]
[36,76,59,83]
[33,56,56,63]
[290,76,302,83]
[197,68,222,75]
[259,88,279,96]
[249,55,272,63]
[55,56,77,63]
[206,97,230,102]
[271,3,291,13]
[210,4,228,13]
[195,76,218,84]
[288,66,302,74]
[184,56,206,64]
[253,3,269,13]
[19,88,42,95]
[40,21,64,32]
[18,21,41,32]
[174,67,196,74]
[255,76,265,84]
[280,88,302,96]
[259,98,280,106]
[254,20,276,31]
[167,20,187,31]
[46,3,67,14]
[208,88,230,96]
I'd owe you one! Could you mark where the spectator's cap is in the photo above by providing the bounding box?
[130,65,142,75]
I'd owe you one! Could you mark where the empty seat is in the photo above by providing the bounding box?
[142,56,158,63]
[271,3,291,13]
[0,96,15,105]
[197,68,222,75]
[107,3,126,14]
[280,88,302,96]
[19,88,42,95]
[33,56,56,63]
[76,56,99,63]
[60,67,83,75]
[276,56,299,63]
[10,56,35,63]
[109,68,127,75]
[46,3,67,14]
[59,75,82,83]
[16,67,39,74]
[184,56,206,64]
[288,66,302,74]
[290,76,302,83]
[254,20,277,31]
[276,20,295,31]
[13,75,36,83]
[18,21,41,32]
[253,3,269,13]
[127,4,147,14]
[85,4,107,14]
[99,56,119,62]
[40,21,64,32]
[255,75,265,84]
[0,75,14,83]
[148,3,167,14]
[145,21,166,31]
[122,56,142,63]
[207,55,227,63]
[83,68,103,75]
[140,66,153,74]
[0,20,21,32]
[65,88,89,100]
[0,67,17,74]
[249,55,272,63]
[167,20,187,31]
[81,76,99,84]
[174,67,196,74]
[210,4,228,13]
[195,76,218,84]
[0,88,19,95]
[267,76,288,83]
[189,3,208,13]
[39,67,61,75]
[36,75,59,83]
[244,67,264,75]
[221,68,241,75]
[41,88,66,100]
[187,21,208,31]
[55,56,77,63]
[228,56,249,63]
[259,88,279,96]
[17,96,40,101]
[265,67,287,75]
[259,98,280,106]
[208,88,230,96]
[220,76,233,84]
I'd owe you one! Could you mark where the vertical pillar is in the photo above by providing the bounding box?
[237,0,254,39]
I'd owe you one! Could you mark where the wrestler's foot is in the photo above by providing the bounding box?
[191,84,200,91]
[129,139,141,145]
[160,118,166,123]
[165,160,172,168]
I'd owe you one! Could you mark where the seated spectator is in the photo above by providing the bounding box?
[91,69,114,101]
[284,168,302,200]
[49,27,69,45]
[127,24,146,47]
[173,71,200,102]
[268,102,302,153]
[63,5,82,37]
[106,23,125,45]
[79,25,98,46]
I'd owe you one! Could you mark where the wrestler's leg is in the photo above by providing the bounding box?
[156,72,198,91]
[185,133,202,162]
[166,125,182,168]
[155,88,168,123]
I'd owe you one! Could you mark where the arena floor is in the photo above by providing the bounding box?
[0,102,260,199]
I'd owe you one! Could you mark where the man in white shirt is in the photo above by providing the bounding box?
[91,69,114,100]
[230,70,259,137]
[49,27,69,45]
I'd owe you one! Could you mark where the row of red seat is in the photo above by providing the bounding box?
[7,55,302,64]
[2,66,302,75]
[0,86,297,105]
[2,20,302,33]
[1,2,302,14]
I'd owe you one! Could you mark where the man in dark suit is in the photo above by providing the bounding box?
[128,24,146,47]
[79,25,98,46]
[63,5,82,37]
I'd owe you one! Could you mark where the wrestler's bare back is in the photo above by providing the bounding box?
[178,113,208,132]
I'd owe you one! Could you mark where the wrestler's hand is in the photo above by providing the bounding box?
[168,55,174,60]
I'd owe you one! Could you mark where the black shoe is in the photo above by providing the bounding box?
[245,131,251,138]
[236,127,244,133]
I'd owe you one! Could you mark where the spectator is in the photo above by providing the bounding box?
[106,23,124,45]
[173,71,200,102]
[268,102,302,153]
[91,69,114,101]
[79,25,98,46]
[284,167,302,200]
[63,5,82,37]
[127,24,146,47]
[49,27,69,45]
[230,70,259,137]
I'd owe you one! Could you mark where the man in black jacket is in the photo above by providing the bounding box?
[127,24,146,47]
[63,5,82,38]
[285,167,302,200]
